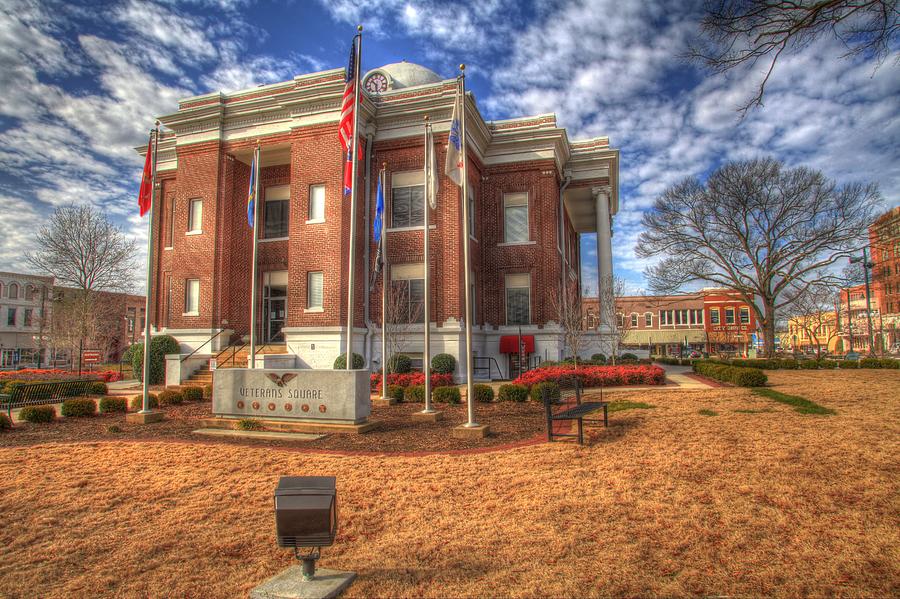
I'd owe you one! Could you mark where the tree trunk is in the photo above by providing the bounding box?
[762,300,777,357]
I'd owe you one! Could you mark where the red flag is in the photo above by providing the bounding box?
[138,138,153,216]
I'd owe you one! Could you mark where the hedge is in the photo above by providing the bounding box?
[0,413,11,431]
[431,353,457,374]
[473,384,494,403]
[370,372,454,393]
[513,365,665,388]
[590,353,607,363]
[498,384,528,402]
[530,381,561,403]
[158,389,184,406]
[203,384,213,399]
[385,384,405,402]
[433,386,461,404]
[0,368,123,383]
[130,335,180,384]
[387,354,412,374]
[130,393,159,411]
[99,396,128,413]
[333,352,365,369]
[90,381,108,395]
[693,362,768,387]
[404,385,425,402]
[20,405,56,423]
[61,398,97,417]
[181,386,203,402]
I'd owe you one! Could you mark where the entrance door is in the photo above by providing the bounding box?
[262,270,288,343]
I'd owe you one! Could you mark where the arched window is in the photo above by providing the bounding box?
[8,282,19,299]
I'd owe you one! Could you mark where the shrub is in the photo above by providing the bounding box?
[130,393,159,410]
[203,384,213,399]
[333,352,365,369]
[859,357,885,369]
[498,384,528,402]
[89,381,108,395]
[818,359,837,369]
[839,360,859,369]
[591,353,606,363]
[693,361,768,387]
[181,386,203,402]
[237,418,263,431]
[513,364,666,388]
[433,386,461,404]
[620,353,638,361]
[799,360,819,369]
[880,358,899,369]
[371,372,454,392]
[61,398,97,417]
[473,384,494,403]
[20,405,56,423]
[130,335,180,385]
[157,389,184,406]
[387,354,412,374]
[0,413,10,431]
[431,353,457,374]
[385,384,405,402]
[530,381,560,403]
[404,385,425,402]
[99,396,128,414]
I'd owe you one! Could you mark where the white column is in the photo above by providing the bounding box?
[594,186,614,332]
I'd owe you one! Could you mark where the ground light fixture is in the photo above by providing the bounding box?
[273,476,338,581]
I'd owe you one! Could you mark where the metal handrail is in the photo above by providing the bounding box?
[252,330,285,359]
[181,329,227,363]
[214,339,248,367]
[473,356,505,380]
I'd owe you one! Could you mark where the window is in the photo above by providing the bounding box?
[184,279,200,315]
[6,308,15,326]
[308,184,325,222]
[187,198,202,233]
[503,193,529,243]
[694,309,704,324]
[645,312,652,327]
[307,271,323,309]
[725,307,735,324]
[740,306,750,324]
[616,313,625,328]
[391,263,425,323]
[710,308,720,325]
[263,185,289,239]
[165,196,175,247]
[127,307,135,333]
[390,171,424,228]
[505,273,530,325]
[24,309,32,327]
[630,313,638,327]
[659,310,668,326]
[467,187,476,238]
[8,283,18,299]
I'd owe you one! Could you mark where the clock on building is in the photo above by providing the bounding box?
[364,72,390,94]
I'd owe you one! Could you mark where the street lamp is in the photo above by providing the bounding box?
[849,250,877,356]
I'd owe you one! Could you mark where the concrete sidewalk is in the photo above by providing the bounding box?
[657,363,718,389]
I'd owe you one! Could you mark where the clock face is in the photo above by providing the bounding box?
[364,73,389,94]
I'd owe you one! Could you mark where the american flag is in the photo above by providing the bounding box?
[340,37,358,195]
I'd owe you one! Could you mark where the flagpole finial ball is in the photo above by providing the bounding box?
[382,162,387,168]
[357,25,363,32]
[155,120,160,126]
[424,115,429,122]
[459,64,465,72]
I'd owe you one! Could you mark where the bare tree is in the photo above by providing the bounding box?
[552,282,588,368]
[785,283,842,357]
[637,157,880,356]
[598,275,629,364]
[385,280,424,371]
[691,0,899,113]
[27,205,138,364]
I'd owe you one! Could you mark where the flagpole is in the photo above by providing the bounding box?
[380,164,389,402]
[459,65,478,428]
[140,121,160,413]
[249,142,261,369]
[422,117,435,414]
[346,25,363,370]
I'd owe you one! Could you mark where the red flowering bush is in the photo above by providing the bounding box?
[0,368,121,384]
[512,365,665,388]
[370,372,454,393]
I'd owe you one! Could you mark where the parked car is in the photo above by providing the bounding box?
[688,350,702,359]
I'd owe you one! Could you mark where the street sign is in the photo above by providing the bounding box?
[83,350,102,364]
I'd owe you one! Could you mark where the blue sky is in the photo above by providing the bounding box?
[1,0,898,295]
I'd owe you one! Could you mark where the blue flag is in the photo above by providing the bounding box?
[373,174,384,243]
[247,152,257,227]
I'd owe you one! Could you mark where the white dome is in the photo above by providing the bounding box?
[365,61,442,90]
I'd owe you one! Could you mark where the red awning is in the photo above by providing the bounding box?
[500,335,535,354]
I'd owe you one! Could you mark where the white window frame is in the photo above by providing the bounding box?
[630,313,638,327]
[260,185,290,241]
[645,312,652,327]
[502,192,529,244]
[306,271,324,311]
[187,198,203,234]
[467,187,477,240]
[739,306,750,324]
[307,184,325,224]
[504,273,531,326]
[183,279,200,316]
[710,308,720,325]
[389,171,425,230]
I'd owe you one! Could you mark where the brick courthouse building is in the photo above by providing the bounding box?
[142,62,619,381]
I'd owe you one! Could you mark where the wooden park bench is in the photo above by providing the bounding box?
[543,378,608,446]
[0,380,97,419]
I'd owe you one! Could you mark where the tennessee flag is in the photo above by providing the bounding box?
[247,151,257,227]
[445,91,463,186]
[137,137,153,216]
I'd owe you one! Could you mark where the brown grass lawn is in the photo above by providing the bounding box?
[0,370,898,598]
